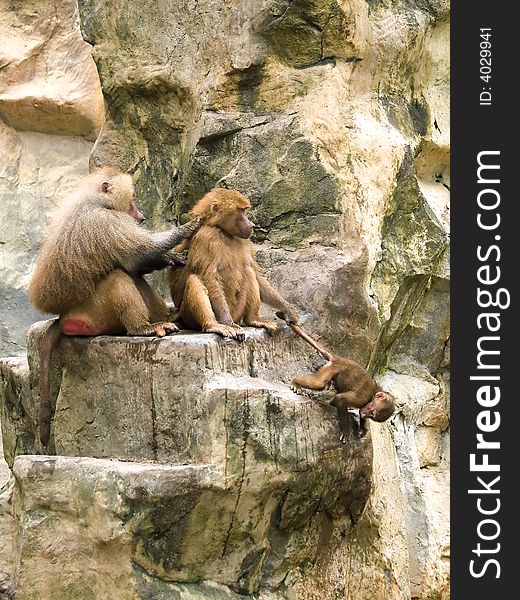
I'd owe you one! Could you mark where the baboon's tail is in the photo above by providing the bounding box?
[276,313,333,361]
[39,319,62,445]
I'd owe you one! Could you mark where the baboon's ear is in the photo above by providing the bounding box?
[101,181,112,194]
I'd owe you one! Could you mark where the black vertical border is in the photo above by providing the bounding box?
[451,3,514,597]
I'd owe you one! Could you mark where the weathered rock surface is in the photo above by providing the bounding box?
[1,321,380,599]
[0,0,103,138]
[0,0,103,357]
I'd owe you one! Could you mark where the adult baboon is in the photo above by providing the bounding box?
[28,167,200,444]
[167,188,299,340]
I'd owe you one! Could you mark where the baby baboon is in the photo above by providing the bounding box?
[284,320,395,442]
[28,167,200,444]
[168,188,300,340]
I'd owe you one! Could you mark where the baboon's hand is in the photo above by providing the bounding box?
[275,309,300,325]
[165,218,202,249]
[178,217,201,238]
[166,250,188,266]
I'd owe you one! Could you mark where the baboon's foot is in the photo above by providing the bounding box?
[247,320,278,336]
[129,322,179,337]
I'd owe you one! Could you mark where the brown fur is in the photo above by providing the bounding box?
[167,188,299,340]
[287,323,395,442]
[38,319,61,446]
[28,167,200,444]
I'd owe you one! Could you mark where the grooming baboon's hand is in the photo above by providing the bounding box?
[165,218,202,249]
[184,217,202,234]
[290,382,303,394]
[166,250,188,266]
[176,217,201,239]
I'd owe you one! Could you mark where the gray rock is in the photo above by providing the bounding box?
[2,322,372,598]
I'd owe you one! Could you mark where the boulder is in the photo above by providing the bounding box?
[0,0,103,357]
[1,321,380,598]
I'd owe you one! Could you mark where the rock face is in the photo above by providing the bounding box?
[2,321,379,599]
[0,0,103,356]
[0,0,449,598]
[76,0,449,360]
[80,1,450,596]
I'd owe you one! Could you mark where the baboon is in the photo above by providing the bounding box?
[167,188,299,341]
[28,167,200,444]
[285,320,395,441]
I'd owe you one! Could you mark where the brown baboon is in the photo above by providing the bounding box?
[285,321,395,441]
[167,188,300,341]
[28,167,200,444]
